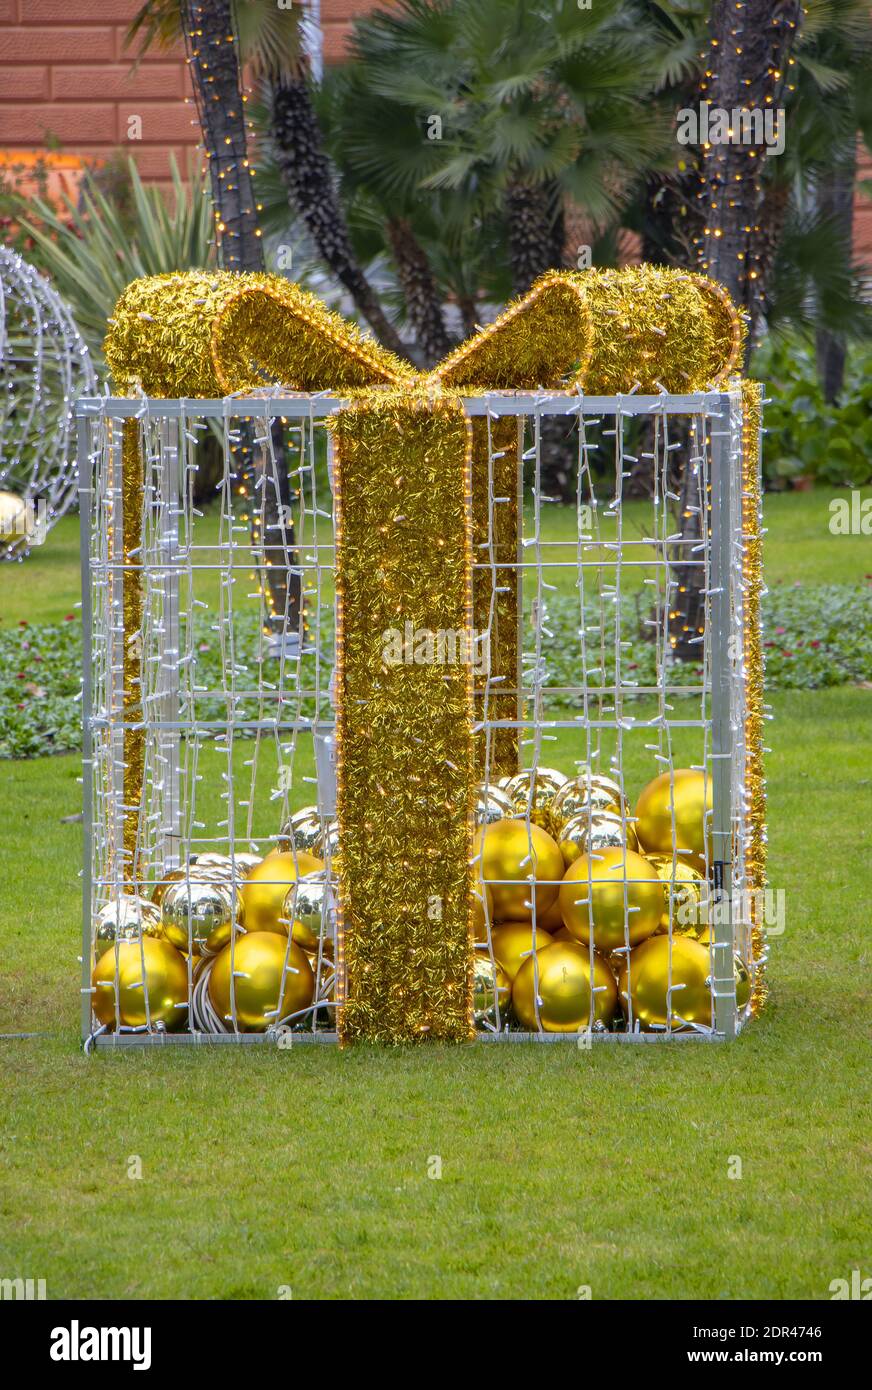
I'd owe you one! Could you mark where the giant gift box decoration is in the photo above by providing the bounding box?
[79,265,766,1045]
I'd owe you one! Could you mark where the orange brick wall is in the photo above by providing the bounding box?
[0,0,376,185]
[0,0,870,264]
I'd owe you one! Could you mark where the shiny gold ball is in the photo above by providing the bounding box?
[208,931,314,1032]
[282,870,336,953]
[471,884,495,944]
[734,955,751,1010]
[558,810,639,867]
[0,490,33,545]
[501,768,568,829]
[93,896,162,959]
[647,854,710,937]
[618,934,713,1030]
[316,820,340,860]
[160,877,243,956]
[474,784,516,827]
[559,847,663,953]
[552,772,628,827]
[512,940,619,1032]
[189,851,261,879]
[240,849,323,934]
[151,868,189,907]
[472,952,511,1025]
[278,806,324,856]
[490,922,554,981]
[92,936,188,1029]
[635,768,712,875]
[473,818,564,923]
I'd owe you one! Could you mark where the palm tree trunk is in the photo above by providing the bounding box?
[181,0,299,643]
[697,0,803,345]
[505,178,572,499]
[670,0,803,660]
[386,216,452,367]
[269,74,409,360]
[180,0,263,272]
[505,179,567,297]
[815,145,857,403]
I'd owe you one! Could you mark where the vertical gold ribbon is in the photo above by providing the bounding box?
[332,395,475,1043]
[741,380,768,1014]
[121,418,145,887]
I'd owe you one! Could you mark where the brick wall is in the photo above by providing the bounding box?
[0,0,869,264]
[0,0,376,187]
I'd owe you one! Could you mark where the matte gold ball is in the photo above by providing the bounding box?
[91,937,188,1029]
[536,894,565,932]
[208,931,314,1032]
[558,810,638,867]
[93,895,162,959]
[490,921,554,981]
[473,818,564,922]
[160,876,243,956]
[512,940,619,1032]
[282,870,336,953]
[240,849,323,934]
[278,806,323,855]
[635,768,712,875]
[472,952,511,1024]
[471,884,495,944]
[647,854,710,936]
[559,847,663,953]
[618,934,713,1030]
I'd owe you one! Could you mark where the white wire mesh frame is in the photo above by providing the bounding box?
[77,390,753,1048]
[0,246,96,557]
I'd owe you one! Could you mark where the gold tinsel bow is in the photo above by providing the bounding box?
[104,265,763,1043]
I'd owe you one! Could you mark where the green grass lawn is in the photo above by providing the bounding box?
[0,491,870,1299]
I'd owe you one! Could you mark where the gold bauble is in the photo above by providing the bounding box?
[559,847,662,953]
[473,818,564,922]
[536,894,564,932]
[151,868,188,907]
[208,931,314,1032]
[552,772,628,827]
[490,922,554,981]
[471,884,495,944]
[91,937,188,1029]
[282,870,336,953]
[558,810,638,867]
[189,851,261,879]
[161,876,243,956]
[278,806,324,855]
[734,955,752,1010]
[474,785,515,827]
[618,935,713,1030]
[316,820,340,860]
[0,490,32,545]
[512,940,619,1032]
[472,952,511,1025]
[647,854,710,937]
[501,768,568,829]
[93,896,162,959]
[635,768,712,875]
[240,850,323,934]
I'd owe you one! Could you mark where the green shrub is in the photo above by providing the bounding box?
[751,335,872,491]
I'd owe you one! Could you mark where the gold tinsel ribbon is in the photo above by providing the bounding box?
[121,418,144,884]
[104,264,759,1041]
[332,396,475,1042]
[740,380,768,1016]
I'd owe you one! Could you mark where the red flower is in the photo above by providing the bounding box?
[810,640,821,649]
